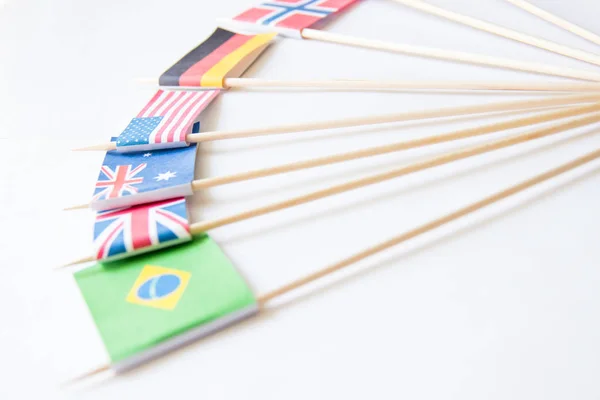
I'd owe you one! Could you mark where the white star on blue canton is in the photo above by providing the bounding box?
[154,171,177,181]
[117,116,164,148]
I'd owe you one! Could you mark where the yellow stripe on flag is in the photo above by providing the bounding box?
[201,32,276,88]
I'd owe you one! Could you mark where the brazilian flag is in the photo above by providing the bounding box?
[75,235,257,373]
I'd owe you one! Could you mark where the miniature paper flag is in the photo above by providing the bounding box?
[75,235,258,373]
[93,197,191,262]
[116,90,215,153]
[159,28,276,88]
[92,138,197,211]
[228,0,359,38]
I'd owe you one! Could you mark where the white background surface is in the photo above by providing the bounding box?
[2,0,600,398]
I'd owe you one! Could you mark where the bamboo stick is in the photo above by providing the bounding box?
[188,110,600,234]
[189,104,599,188]
[136,77,600,92]
[66,103,599,211]
[257,147,600,304]
[391,0,600,67]
[65,147,600,381]
[61,110,600,267]
[61,365,111,387]
[505,0,600,47]
[73,93,600,152]
[301,29,600,82]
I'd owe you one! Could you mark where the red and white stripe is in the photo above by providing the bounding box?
[136,90,220,144]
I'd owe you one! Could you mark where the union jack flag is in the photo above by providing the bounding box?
[116,89,219,152]
[93,164,147,201]
[232,0,357,33]
[93,197,191,261]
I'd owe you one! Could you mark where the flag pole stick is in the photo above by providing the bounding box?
[256,147,600,305]
[135,77,600,93]
[505,0,600,48]
[61,364,112,387]
[190,104,599,188]
[300,29,600,83]
[187,111,600,234]
[64,149,600,381]
[223,78,600,92]
[73,93,600,152]
[66,103,600,211]
[391,0,600,67]
[60,109,600,268]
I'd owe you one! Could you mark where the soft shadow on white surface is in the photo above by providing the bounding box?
[193,126,599,230]
[200,104,556,153]
[63,160,600,396]
[261,163,600,312]
[4,0,600,399]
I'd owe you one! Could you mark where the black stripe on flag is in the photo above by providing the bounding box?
[159,28,236,87]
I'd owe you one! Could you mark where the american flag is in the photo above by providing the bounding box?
[93,198,191,261]
[116,90,219,152]
[93,164,147,201]
[233,0,357,31]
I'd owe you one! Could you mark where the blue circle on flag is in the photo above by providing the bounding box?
[137,274,181,300]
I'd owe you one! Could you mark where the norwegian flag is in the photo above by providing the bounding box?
[93,164,147,201]
[116,90,219,152]
[93,198,191,261]
[232,0,358,34]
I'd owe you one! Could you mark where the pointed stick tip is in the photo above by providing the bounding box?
[63,204,90,211]
[55,255,95,270]
[60,365,111,388]
[72,143,116,152]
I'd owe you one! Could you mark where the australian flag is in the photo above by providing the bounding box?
[91,138,198,211]
[93,198,191,261]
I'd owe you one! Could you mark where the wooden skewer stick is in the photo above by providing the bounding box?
[257,146,600,304]
[191,104,600,189]
[61,364,112,388]
[62,109,600,267]
[187,110,600,234]
[391,0,600,67]
[301,28,600,83]
[65,147,600,382]
[136,77,600,92]
[505,0,600,47]
[65,103,600,211]
[74,93,600,152]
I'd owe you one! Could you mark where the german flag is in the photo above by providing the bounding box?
[159,28,275,88]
